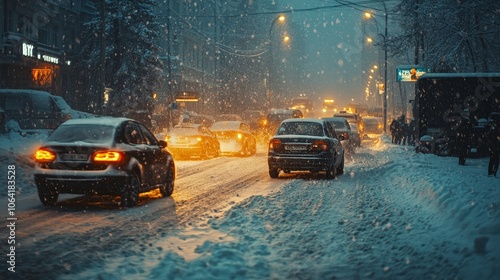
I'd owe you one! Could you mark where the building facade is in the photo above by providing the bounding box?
[0,0,96,111]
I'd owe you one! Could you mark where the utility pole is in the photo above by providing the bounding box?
[99,0,105,115]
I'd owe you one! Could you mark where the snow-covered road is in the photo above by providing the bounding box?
[1,135,499,280]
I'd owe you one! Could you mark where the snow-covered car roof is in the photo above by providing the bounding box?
[58,117,132,128]
[280,118,324,124]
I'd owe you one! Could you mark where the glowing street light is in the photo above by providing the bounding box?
[267,15,287,110]
[363,5,388,133]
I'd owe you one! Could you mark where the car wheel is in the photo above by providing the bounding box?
[201,144,210,160]
[241,142,250,157]
[336,153,345,175]
[159,163,175,197]
[325,157,337,180]
[121,172,140,207]
[269,168,279,178]
[38,186,58,206]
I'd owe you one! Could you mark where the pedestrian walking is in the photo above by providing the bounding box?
[390,118,399,144]
[456,109,473,165]
[485,118,499,177]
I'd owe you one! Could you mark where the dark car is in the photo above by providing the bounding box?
[210,121,257,156]
[0,89,69,133]
[33,117,176,207]
[265,108,303,136]
[268,118,345,179]
[334,111,364,135]
[363,116,384,135]
[165,124,220,159]
[322,116,355,154]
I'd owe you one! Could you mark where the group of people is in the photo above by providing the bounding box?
[390,110,499,177]
[389,115,417,146]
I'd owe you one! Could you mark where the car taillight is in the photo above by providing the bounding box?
[34,149,56,162]
[311,140,329,151]
[269,139,282,150]
[93,151,123,162]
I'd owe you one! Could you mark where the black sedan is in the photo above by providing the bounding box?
[165,124,220,160]
[33,117,176,207]
[268,118,345,179]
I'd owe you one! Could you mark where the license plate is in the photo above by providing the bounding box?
[60,153,88,161]
[285,145,307,151]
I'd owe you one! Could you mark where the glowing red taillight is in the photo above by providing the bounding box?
[34,149,56,162]
[311,140,329,151]
[93,151,123,163]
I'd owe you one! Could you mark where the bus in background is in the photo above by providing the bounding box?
[320,98,338,118]
[290,95,314,118]
[414,73,500,153]
[344,102,369,116]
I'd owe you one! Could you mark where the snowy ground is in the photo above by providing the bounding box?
[0,131,499,279]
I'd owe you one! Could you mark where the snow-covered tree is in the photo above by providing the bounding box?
[80,0,164,119]
[388,0,500,72]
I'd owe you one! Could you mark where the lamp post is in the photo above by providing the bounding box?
[267,15,286,111]
[364,4,388,133]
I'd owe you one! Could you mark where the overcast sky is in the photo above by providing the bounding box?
[274,0,382,109]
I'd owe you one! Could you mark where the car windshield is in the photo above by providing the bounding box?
[52,96,72,111]
[277,122,324,136]
[329,120,346,129]
[47,124,115,144]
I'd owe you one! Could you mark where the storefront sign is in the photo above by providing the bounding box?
[396,66,430,82]
[22,43,35,58]
[21,42,60,64]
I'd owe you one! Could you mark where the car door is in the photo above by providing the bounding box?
[123,122,152,185]
[325,121,343,165]
[137,122,166,186]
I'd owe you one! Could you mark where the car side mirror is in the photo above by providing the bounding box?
[158,140,167,148]
[339,132,349,140]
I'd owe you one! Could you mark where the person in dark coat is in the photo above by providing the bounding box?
[408,118,417,146]
[390,118,399,144]
[456,109,473,165]
[485,118,499,176]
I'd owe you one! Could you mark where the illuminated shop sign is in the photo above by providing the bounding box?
[176,91,199,102]
[21,42,60,64]
[22,42,35,58]
[396,66,430,82]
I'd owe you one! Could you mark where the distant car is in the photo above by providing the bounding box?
[363,116,384,135]
[265,108,303,136]
[210,121,257,156]
[322,117,356,153]
[33,117,176,207]
[334,111,364,135]
[166,124,220,159]
[268,118,345,179]
[349,123,362,147]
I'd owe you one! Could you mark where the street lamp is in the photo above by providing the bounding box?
[267,15,286,110]
[364,4,388,133]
